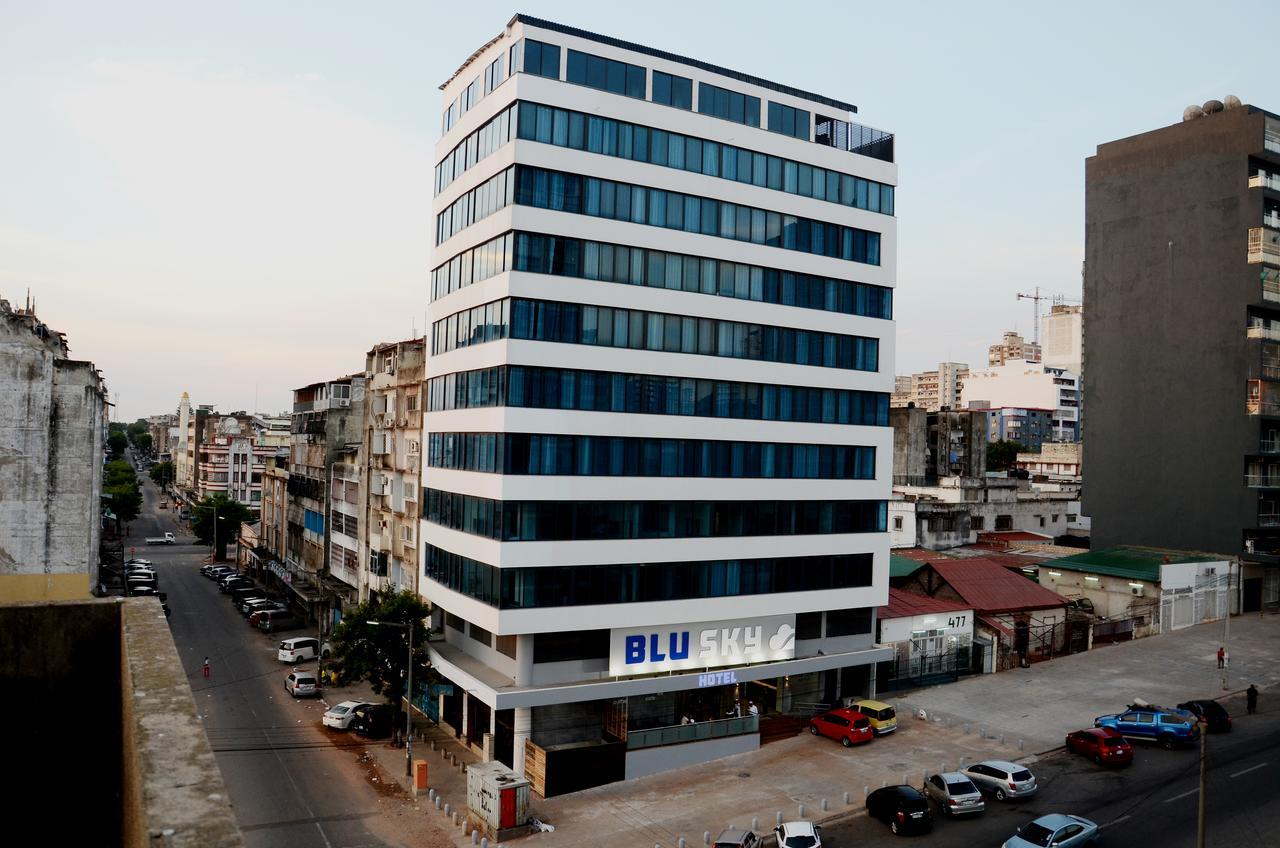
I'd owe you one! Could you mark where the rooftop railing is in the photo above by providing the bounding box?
[625,714,758,750]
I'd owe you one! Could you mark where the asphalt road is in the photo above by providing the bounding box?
[123,466,446,848]
[821,699,1280,847]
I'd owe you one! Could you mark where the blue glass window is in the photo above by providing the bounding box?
[519,39,560,79]
[566,49,645,99]
[767,102,811,140]
[697,82,760,127]
[652,71,693,110]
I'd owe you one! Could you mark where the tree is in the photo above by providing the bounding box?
[149,461,175,487]
[132,432,152,454]
[986,440,1022,472]
[106,430,129,458]
[329,591,431,704]
[103,460,142,522]
[191,493,254,561]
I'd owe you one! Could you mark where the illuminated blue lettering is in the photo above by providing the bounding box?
[648,633,666,662]
[669,631,690,660]
[625,634,645,664]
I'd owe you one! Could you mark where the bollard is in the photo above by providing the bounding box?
[1019,739,1025,752]
[435,796,442,810]
[798,803,805,818]
[776,811,783,826]
[431,740,437,751]
[444,803,451,817]
[964,723,970,734]
[752,817,759,832]
[864,785,870,797]
[481,840,489,848]
[902,773,908,787]
[843,791,850,805]
[880,779,887,788]
[428,789,436,802]
[959,755,966,767]
[472,830,479,844]
[703,832,711,846]
[1001,734,1006,745]
[821,798,828,812]
[679,838,687,848]
[453,811,461,826]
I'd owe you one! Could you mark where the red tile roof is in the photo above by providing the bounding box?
[977,530,1054,545]
[929,558,1067,613]
[977,614,1016,640]
[892,547,953,562]
[880,587,971,619]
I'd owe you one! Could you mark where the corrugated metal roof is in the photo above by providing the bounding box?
[890,554,927,579]
[930,558,1067,613]
[880,588,971,619]
[1047,546,1219,583]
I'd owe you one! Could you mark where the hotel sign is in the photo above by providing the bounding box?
[609,615,797,676]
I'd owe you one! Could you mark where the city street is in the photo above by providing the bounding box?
[125,471,451,848]
[822,697,1280,847]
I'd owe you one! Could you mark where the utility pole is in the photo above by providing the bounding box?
[1197,717,1208,848]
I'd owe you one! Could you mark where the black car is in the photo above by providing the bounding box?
[866,785,933,836]
[1177,699,1232,733]
[350,704,399,739]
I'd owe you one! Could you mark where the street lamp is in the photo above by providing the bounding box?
[367,619,415,777]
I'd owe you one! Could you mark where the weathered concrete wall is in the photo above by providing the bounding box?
[0,307,104,600]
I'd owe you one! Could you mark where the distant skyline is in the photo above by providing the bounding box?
[1,1,1270,420]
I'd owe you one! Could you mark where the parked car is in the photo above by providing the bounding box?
[1001,813,1099,848]
[1066,727,1133,766]
[849,699,898,735]
[866,785,933,836]
[322,700,372,730]
[773,821,821,848]
[809,707,874,747]
[278,637,331,664]
[257,609,304,633]
[351,703,398,738]
[922,772,985,816]
[712,829,760,848]
[145,532,176,545]
[1177,699,1232,733]
[249,603,289,626]
[230,587,263,607]
[126,558,152,567]
[201,564,229,578]
[220,578,254,595]
[1094,703,1198,748]
[243,599,284,618]
[960,760,1038,801]
[284,671,318,698]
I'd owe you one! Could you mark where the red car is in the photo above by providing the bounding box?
[1066,727,1133,766]
[809,707,874,747]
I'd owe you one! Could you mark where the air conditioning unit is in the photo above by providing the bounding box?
[382,413,395,427]
[398,417,408,427]
[407,440,420,456]
[335,397,350,408]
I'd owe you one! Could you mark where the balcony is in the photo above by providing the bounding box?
[1246,472,1280,488]
[1252,173,1280,192]
[1264,268,1280,304]
[1249,228,1280,264]
[1261,513,1280,528]
[813,115,895,163]
[1267,213,1280,231]
[1261,439,1280,454]
[1247,324,1280,342]
[625,714,759,751]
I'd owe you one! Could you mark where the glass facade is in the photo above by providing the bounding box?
[431,297,880,372]
[511,38,560,79]
[427,431,876,479]
[424,546,875,609]
[767,102,810,140]
[566,49,646,99]
[427,365,891,426]
[651,71,692,110]
[697,81,761,127]
[435,166,514,244]
[430,230,893,321]
[424,490,887,541]
[514,101,894,215]
[435,103,517,193]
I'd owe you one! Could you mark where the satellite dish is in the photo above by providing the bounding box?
[1202,99,1225,114]
[1224,95,1242,109]
[1183,105,1205,121]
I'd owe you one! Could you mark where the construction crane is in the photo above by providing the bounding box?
[1017,288,1080,345]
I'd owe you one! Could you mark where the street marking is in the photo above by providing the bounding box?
[1164,788,1198,803]
[1230,762,1268,779]
[1100,815,1130,829]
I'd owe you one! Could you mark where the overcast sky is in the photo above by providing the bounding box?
[1,1,1270,420]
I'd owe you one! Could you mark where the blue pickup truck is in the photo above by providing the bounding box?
[1094,704,1199,749]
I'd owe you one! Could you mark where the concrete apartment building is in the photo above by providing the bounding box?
[1043,304,1083,375]
[193,413,281,512]
[424,15,895,792]
[1084,97,1280,611]
[146,413,178,461]
[890,406,987,485]
[988,330,1041,366]
[362,339,425,602]
[0,298,108,601]
[890,361,969,411]
[962,360,1081,443]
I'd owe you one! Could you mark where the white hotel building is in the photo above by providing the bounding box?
[424,14,896,793]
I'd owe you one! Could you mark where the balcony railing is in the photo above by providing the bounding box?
[1251,173,1280,192]
[1246,473,1280,488]
[1248,398,1280,415]
[1247,325,1280,342]
[625,714,759,750]
[1249,228,1280,264]
[1266,213,1280,231]
[1259,513,1280,527]
[1265,275,1280,304]
[1261,439,1280,454]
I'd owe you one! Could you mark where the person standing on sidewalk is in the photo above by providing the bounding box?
[1247,684,1259,715]
[203,656,211,679]
[1217,646,1225,668]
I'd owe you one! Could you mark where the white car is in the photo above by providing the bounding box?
[284,671,318,698]
[774,821,822,848]
[277,637,331,664]
[961,760,1039,801]
[322,700,371,729]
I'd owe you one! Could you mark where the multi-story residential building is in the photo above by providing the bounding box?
[890,374,913,407]
[1085,98,1280,610]
[1016,442,1082,482]
[424,15,895,791]
[976,405,1054,450]
[254,450,289,579]
[890,406,987,485]
[1042,304,1083,375]
[961,360,1080,442]
[988,330,1041,367]
[175,398,215,506]
[146,413,177,461]
[329,444,363,594]
[194,413,278,512]
[0,297,108,601]
[890,476,1078,551]
[362,339,425,602]
[284,374,366,629]
[889,363,969,412]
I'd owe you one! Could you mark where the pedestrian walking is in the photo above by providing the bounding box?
[1216,646,1225,668]
[203,656,211,679]
[1247,684,1259,715]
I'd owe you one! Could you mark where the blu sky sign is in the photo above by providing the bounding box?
[608,615,797,676]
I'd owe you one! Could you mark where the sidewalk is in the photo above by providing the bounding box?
[895,612,1280,755]
[320,614,1280,847]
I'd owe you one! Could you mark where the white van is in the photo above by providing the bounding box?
[277,637,330,664]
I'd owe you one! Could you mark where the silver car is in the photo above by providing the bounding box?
[923,772,985,816]
[961,760,1039,801]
